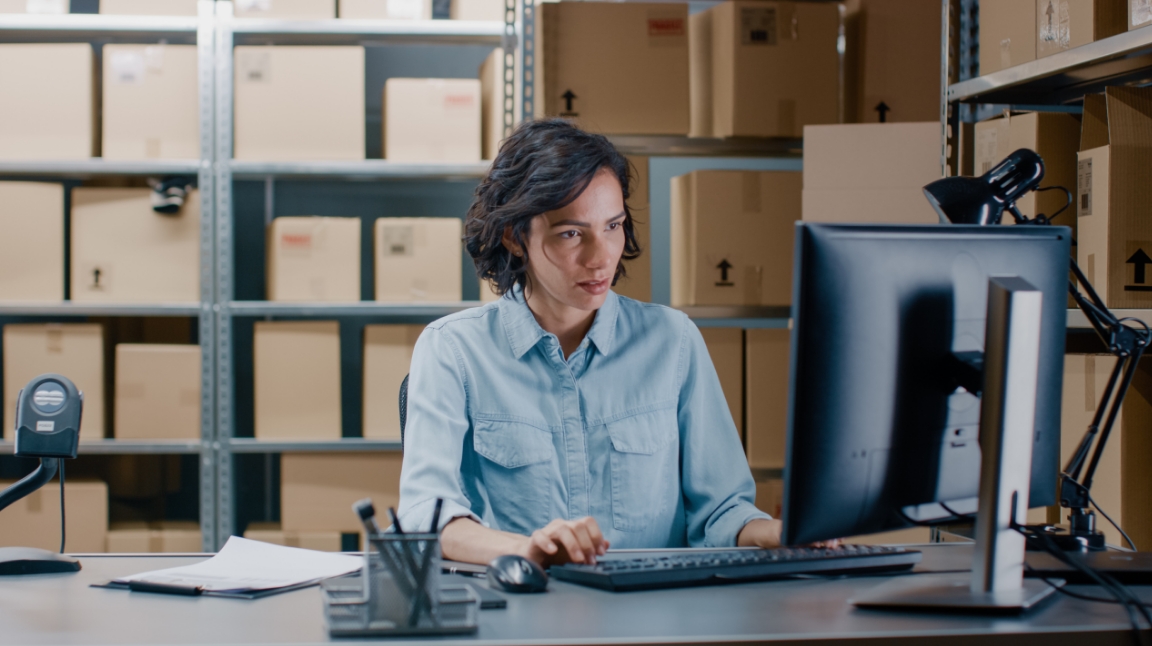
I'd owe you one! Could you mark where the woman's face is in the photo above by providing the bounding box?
[514,168,627,313]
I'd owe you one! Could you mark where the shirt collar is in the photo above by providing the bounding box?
[499,286,619,360]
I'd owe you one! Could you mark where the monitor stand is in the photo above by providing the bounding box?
[851,277,1062,613]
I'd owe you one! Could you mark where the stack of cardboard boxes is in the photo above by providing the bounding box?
[980,0,1129,76]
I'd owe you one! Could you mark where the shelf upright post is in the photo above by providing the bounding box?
[503,0,517,138]
[519,0,534,123]
[196,0,219,553]
[941,0,961,178]
[214,0,237,549]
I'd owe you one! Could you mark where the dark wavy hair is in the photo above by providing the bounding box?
[465,119,642,297]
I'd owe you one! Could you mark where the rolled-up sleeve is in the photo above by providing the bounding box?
[677,317,772,547]
[397,325,485,533]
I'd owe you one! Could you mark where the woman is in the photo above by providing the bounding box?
[397,119,783,567]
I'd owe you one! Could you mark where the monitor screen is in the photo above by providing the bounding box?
[782,223,1070,546]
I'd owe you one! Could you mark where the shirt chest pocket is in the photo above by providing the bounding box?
[473,418,555,535]
[605,403,679,532]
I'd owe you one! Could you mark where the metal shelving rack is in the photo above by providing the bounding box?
[0,1,218,550]
[940,0,1152,334]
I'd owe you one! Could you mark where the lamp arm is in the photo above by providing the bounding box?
[1064,354,1124,482]
[0,458,58,514]
[1081,351,1144,493]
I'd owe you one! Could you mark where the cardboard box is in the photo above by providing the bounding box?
[383,78,481,162]
[266,216,361,302]
[754,478,783,517]
[1037,0,1126,58]
[1121,356,1152,550]
[374,218,462,302]
[670,170,800,307]
[340,0,430,19]
[363,325,422,440]
[801,122,941,224]
[114,344,201,440]
[234,46,364,161]
[696,1,838,137]
[0,481,107,553]
[99,0,199,15]
[745,328,789,469]
[688,9,713,138]
[0,0,67,12]
[0,182,64,302]
[281,452,403,532]
[101,454,181,498]
[103,44,199,160]
[1076,87,1152,309]
[614,155,651,302]
[106,522,202,553]
[3,323,104,441]
[973,112,1081,236]
[1062,354,1126,545]
[480,47,508,161]
[235,0,335,19]
[537,2,689,135]
[0,44,94,159]
[700,328,743,438]
[71,188,201,303]
[450,0,502,21]
[847,527,933,545]
[843,0,941,123]
[1132,0,1152,29]
[978,0,1037,74]
[254,321,342,440]
[243,522,343,551]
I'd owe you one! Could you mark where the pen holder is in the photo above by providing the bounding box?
[365,532,441,629]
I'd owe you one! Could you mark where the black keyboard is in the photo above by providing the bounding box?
[550,545,922,592]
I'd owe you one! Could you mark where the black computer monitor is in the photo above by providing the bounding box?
[782,223,1070,546]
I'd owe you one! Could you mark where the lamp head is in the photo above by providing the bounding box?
[924,148,1045,226]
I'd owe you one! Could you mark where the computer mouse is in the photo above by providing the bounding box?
[487,554,548,593]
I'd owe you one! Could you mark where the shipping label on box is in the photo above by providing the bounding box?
[115,344,201,440]
[99,0,199,15]
[363,324,423,440]
[266,216,361,302]
[1075,87,1152,309]
[0,481,107,553]
[235,0,336,19]
[4,323,104,441]
[374,218,462,302]
[103,44,199,160]
[0,44,94,160]
[705,1,838,137]
[254,321,342,440]
[978,0,1036,74]
[1133,0,1152,28]
[1037,0,1126,58]
[745,328,789,469]
[383,78,481,162]
[0,182,64,302]
[281,453,403,532]
[341,0,431,19]
[234,46,364,161]
[700,328,743,437]
[71,188,200,303]
[539,2,689,135]
[670,170,800,307]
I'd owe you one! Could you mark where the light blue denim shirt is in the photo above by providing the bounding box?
[397,288,771,548]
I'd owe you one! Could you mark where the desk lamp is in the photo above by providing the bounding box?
[925,149,1150,552]
[0,374,84,575]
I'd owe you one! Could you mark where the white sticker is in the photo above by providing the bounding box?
[999,38,1012,70]
[1078,159,1093,217]
[975,127,999,174]
[1134,0,1152,27]
[387,0,424,20]
[740,7,777,46]
[238,0,273,12]
[381,225,414,257]
[110,50,146,85]
[238,50,271,83]
[36,420,55,432]
[25,0,67,14]
[1039,0,1072,50]
[144,45,165,72]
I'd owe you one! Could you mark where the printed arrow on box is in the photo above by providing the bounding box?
[715,259,734,287]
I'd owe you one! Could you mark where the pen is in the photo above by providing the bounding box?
[388,507,404,534]
[429,498,443,534]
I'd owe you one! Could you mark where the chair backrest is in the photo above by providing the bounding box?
[399,374,409,449]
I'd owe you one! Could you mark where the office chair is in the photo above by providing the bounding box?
[399,374,409,449]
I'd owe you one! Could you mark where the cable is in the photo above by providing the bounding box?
[1088,492,1138,551]
[1034,186,1073,223]
[58,461,66,554]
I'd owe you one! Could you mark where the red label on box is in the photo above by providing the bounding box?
[444,94,476,108]
[648,18,685,37]
[281,233,313,249]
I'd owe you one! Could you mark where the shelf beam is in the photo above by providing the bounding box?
[0,302,203,317]
[229,18,503,46]
[0,159,201,179]
[607,136,802,158]
[0,14,198,42]
[0,440,204,455]
[229,159,489,180]
[226,438,402,453]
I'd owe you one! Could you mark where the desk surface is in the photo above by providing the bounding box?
[0,544,1146,646]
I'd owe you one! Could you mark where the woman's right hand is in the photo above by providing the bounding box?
[519,516,609,567]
